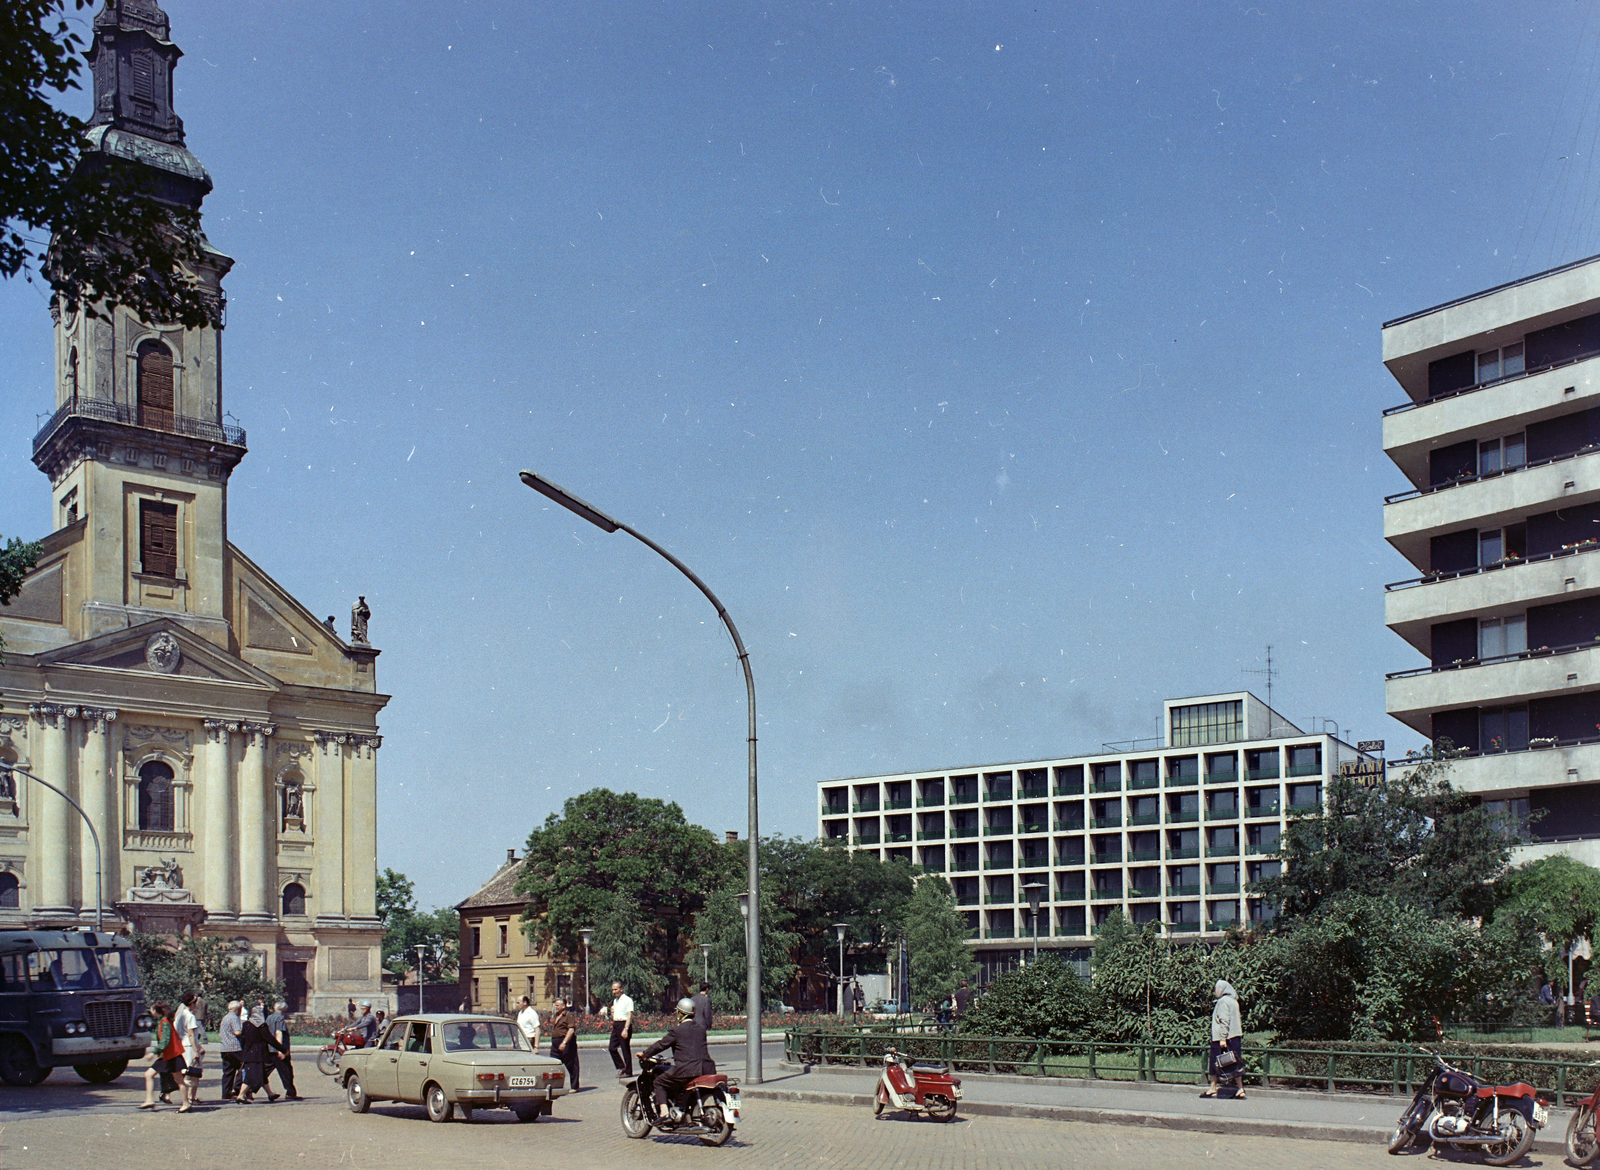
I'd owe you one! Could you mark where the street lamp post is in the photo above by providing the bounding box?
[2,763,103,931]
[832,923,848,1020]
[700,942,711,987]
[1023,883,1046,963]
[519,470,763,1083]
[412,940,437,1015]
[579,928,594,1016]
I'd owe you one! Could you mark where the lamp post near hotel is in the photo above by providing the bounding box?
[519,470,763,1083]
[833,923,848,1020]
[579,927,593,1015]
[700,943,712,987]
[1023,883,1046,963]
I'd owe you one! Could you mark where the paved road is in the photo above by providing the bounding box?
[0,1064,1564,1169]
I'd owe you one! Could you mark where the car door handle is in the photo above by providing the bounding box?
[388,1056,397,1063]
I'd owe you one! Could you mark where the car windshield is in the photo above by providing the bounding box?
[95,949,138,989]
[442,1020,527,1053]
[28,948,102,990]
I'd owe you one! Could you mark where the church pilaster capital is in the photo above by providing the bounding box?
[238,722,276,748]
[203,718,240,744]
[79,707,119,730]
[29,702,74,729]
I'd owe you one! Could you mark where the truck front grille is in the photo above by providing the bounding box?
[84,1000,132,1038]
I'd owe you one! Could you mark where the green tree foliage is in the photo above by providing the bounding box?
[1498,856,1600,996]
[957,956,1097,1040]
[516,789,722,978]
[692,841,803,1012]
[903,875,977,1009]
[587,892,661,1007]
[376,868,459,981]
[1255,753,1511,921]
[690,888,750,1014]
[1260,894,1539,1041]
[0,536,43,654]
[131,933,281,1024]
[2,2,217,327]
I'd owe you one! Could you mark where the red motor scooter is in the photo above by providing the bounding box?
[872,1046,962,1122]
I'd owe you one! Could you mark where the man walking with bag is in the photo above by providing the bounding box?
[266,998,299,1099]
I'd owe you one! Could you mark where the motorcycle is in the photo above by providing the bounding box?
[620,1054,740,1146]
[315,1025,367,1076]
[1387,1052,1548,1164]
[1568,1082,1600,1166]
[872,1046,962,1122]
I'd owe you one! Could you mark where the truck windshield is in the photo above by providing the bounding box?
[27,949,103,990]
[96,949,138,989]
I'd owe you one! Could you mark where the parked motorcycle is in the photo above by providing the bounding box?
[620,1054,740,1146]
[1568,1083,1600,1166]
[872,1046,962,1122]
[1387,1052,1548,1164]
[315,1025,367,1076]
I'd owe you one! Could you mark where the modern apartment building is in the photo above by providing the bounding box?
[1382,255,1600,867]
[818,693,1360,976]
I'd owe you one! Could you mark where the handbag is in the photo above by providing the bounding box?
[1214,1046,1240,1070]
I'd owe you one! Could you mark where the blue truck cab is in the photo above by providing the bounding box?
[0,930,153,1085]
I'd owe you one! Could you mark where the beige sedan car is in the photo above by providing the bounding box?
[341,1014,572,1123]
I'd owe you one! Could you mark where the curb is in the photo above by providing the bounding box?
[740,1082,1571,1155]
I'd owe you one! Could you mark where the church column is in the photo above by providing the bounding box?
[203,719,237,919]
[78,707,118,917]
[347,734,381,921]
[313,732,345,921]
[29,703,75,917]
[237,722,275,922]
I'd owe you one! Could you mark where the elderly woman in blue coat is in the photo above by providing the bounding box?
[1202,980,1244,1099]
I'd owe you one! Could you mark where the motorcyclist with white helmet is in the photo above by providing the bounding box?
[640,996,716,1120]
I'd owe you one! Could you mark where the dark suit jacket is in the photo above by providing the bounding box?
[691,992,712,1029]
[642,1019,714,1080]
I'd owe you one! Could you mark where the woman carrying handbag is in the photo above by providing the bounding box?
[1201,980,1245,1100]
[139,1003,182,1109]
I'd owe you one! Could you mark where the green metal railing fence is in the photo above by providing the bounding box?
[784,1026,1600,1107]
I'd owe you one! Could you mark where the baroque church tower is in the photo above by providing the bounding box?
[0,1,388,1017]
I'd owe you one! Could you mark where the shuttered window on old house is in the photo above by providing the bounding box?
[136,340,173,428]
[139,500,178,578]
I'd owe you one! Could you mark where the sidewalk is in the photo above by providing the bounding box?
[740,1060,1575,1154]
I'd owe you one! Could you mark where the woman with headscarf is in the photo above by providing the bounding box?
[237,1002,278,1102]
[1202,980,1244,1099]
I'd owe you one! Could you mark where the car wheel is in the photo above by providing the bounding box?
[425,1082,455,1123]
[74,1059,128,1084]
[345,1071,371,1113]
[514,1100,542,1122]
[0,1037,47,1087]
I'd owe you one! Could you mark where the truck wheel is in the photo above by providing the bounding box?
[0,1037,47,1086]
[74,1059,128,1083]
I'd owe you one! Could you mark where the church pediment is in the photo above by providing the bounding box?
[35,618,279,689]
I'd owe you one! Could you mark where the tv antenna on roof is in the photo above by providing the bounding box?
[1243,645,1280,733]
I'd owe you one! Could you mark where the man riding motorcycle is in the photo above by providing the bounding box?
[640,997,716,1120]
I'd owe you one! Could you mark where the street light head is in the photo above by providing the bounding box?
[737,892,750,920]
[1023,883,1046,911]
[833,922,848,942]
[519,470,621,534]
[579,927,594,946]
[699,943,712,956]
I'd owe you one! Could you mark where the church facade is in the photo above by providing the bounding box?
[0,1,388,1014]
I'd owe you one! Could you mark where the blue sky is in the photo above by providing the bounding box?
[4,1,1599,910]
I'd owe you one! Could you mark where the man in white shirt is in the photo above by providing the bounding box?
[515,995,540,1047]
[608,981,635,1078]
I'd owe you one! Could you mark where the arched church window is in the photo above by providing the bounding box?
[67,347,78,400]
[0,872,17,909]
[136,340,173,428]
[137,761,175,832]
[281,882,306,917]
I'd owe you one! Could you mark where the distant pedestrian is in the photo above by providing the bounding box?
[267,999,298,1099]
[852,981,865,1017]
[691,982,712,1030]
[516,995,541,1047]
[1541,980,1556,1007]
[609,982,635,1078]
[549,997,580,1091]
[219,1000,244,1100]
[174,992,204,1113]
[347,998,357,1020]
[139,1002,180,1109]
[1202,980,1244,1100]
[237,1001,277,1102]
[952,980,972,1025]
